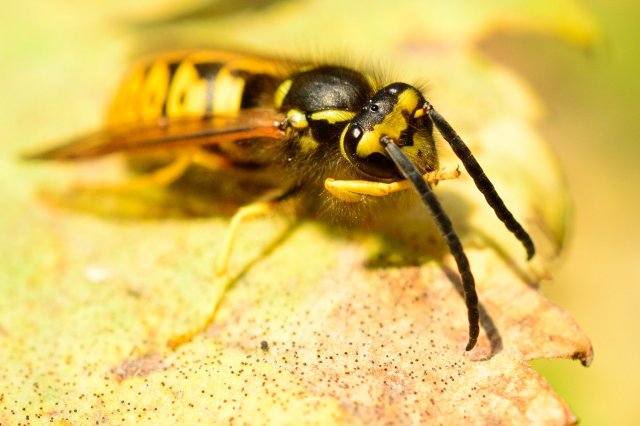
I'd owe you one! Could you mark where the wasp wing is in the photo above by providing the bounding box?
[24,109,286,161]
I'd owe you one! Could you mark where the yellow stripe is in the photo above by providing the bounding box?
[274,79,292,108]
[309,109,356,123]
[213,58,289,115]
[339,125,350,158]
[140,60,170,122]
[166,61,209,119]
[212,64,245,115]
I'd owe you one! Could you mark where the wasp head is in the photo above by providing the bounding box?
[340,83,437,180]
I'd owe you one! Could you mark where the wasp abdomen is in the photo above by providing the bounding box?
[107,51,289,127]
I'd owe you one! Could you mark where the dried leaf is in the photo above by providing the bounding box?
[0,0,597,424]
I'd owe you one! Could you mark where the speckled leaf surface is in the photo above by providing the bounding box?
[0,0,595,424]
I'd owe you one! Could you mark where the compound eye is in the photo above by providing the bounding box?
[344,124,363,147]
[342,124,364,163]
[341,124,400,180]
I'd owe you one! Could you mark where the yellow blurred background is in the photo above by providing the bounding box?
[480,1,640,424]
[1,0,638,424]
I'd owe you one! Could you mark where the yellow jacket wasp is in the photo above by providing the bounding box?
[26,50,535,351]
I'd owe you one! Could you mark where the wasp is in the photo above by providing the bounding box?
[26,50,535,351]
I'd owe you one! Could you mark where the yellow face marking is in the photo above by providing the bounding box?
[309,110,356,124]
[355,130,386,159]
[352,88,424,161]
[274,79,292,109]
[355,108,407,159]
[393,90,431,167]
[396,89,420,114]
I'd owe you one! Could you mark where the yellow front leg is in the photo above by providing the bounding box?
[324,168,460,202]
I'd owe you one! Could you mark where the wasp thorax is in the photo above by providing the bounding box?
[274,66,375,148]
[340,83,436,180]
[277,66,373,112]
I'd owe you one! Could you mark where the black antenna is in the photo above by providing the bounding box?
[423,102,535,260]
[380,136,479,351]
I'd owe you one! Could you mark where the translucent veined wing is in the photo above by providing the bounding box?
[24,109,285,161]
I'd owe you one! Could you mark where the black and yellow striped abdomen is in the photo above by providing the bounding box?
[107,51,292,127]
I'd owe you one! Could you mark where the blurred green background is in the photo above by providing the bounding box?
[1,0,638,424]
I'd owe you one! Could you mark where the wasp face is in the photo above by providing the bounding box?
[340,83,437,180]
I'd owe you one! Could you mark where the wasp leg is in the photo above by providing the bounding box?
[215,201,276,275]
[169,191,296,350]
[191,150,233,170]
[324,168,460,202]
[86,153,193,192]
[86,150,231,192]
